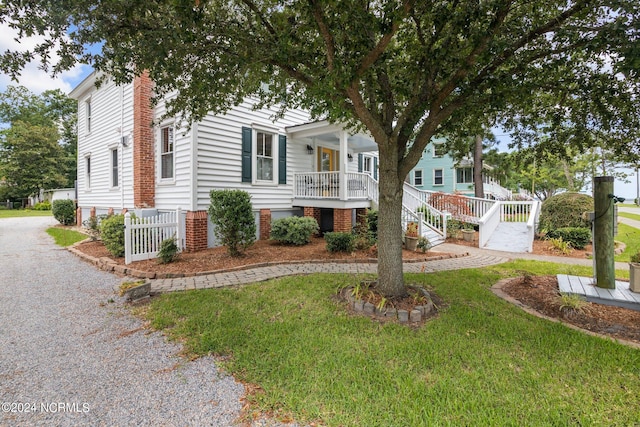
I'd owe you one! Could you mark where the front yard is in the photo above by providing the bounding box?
[144,261,640,426]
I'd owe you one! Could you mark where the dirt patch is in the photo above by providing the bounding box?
[75,237,452,276]
[500,275,640,345]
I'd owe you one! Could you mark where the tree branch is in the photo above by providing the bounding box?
[308,0,336,71]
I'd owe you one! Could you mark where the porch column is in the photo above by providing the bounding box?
[339,131,348,201]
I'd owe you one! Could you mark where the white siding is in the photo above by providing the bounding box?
[153,99,193,210]
[195,98,311,211]
[76,80,134,211]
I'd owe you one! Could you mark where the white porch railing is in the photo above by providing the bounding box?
[402,186,447,237]
[478,200,540,250]
[293,172,374,200]
[124,208,184,264]
[403,183,497,224]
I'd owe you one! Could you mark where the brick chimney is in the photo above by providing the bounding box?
[133,71,155,208]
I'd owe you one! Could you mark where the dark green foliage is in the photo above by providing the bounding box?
[366,209,378,240]
[324,232,355,253]
[353,210,375,250]
[100,214,126,257]
[270,216,319,245]
[546,227,591,250]
[539,192,593,231]
[32,201,51,210]
[51,199,75,225]
[157,237,179,264]
[208,189,256,257]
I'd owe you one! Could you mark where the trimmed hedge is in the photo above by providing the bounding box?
[270,216,319,245]
[100,214,126,257]
[539,192,593,231]
[325,232,355,253]
[52,199,75,225]
[546,227,591,250]
[208,189,256,256]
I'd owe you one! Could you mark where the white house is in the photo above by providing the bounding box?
[69,72,379,251]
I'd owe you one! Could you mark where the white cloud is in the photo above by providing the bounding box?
[0,23,92,94]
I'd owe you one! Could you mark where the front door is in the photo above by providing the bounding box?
[319,147,334,172]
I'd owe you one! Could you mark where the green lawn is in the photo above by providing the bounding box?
[0,209,52,218]
[619,211,640,222]
[46,227,87,247]
[146,261,639,426]
[615,223,640,262]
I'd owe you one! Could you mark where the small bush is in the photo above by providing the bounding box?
[33,201,51,210]
[208,189,256,256]
[353,211,375,250]
[366,209,378,239]
[325,232,355,253]
[101,214,126,257]
[539,192,593,231]
[546,227,591,249]
[157,237,179,264]
[548,237,573,255]
[52,199,75,225]
[270,216,319,245]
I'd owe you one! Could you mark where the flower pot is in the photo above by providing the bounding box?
[462,229,475,242]
[405,236,418,251]
[630,262,640,293]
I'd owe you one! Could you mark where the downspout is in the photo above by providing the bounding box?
[120,85,125,210]
[190,123,199,212]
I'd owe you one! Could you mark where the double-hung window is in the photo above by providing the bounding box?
[110,148,118,187]
[256,131,274,181]
[363,156,373,176]
[160,125,174,180]
[433,143,447,158]
[434,168,444,186]
[456,167,473,184]
[414,169,423,186]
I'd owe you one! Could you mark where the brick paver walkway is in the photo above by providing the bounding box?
[150,253,510,294]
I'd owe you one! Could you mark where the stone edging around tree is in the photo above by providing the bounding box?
[67,238,471,280]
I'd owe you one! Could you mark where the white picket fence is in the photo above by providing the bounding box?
[124,208,184,264]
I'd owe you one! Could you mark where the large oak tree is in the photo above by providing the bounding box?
[2,1,638,296]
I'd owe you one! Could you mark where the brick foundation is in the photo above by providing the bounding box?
[133,71,155,208]
[259,209,271,240]
[76,207,82,227]
[185,210,208,252]
[333,208,353,232]
[303,207,322,234]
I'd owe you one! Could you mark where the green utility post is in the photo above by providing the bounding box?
[593,176,615,289]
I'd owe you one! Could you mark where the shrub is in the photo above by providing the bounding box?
[208,189,256,256]
[52,199,75,225]
[353,211,375,250]
[366,209,378,239]
[157,237,179,264]
[101,214,126,257]
[325,232,355,253]
[548,237,573,255]
[546,227,591,249]
[270,216,319,245]
[417,236,432,253]
[33,201,51,210]
[539,192,593,231]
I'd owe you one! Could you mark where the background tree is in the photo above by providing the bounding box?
[2,1,638,296]
[0,86,77,199]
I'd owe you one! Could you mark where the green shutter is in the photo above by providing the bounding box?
[373,157,378,180]
[241,126,252,183]
[278,135,287,184]
[358,153,363,172]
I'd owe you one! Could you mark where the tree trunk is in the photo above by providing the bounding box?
[473,134,484,198]
[375,143,407,297]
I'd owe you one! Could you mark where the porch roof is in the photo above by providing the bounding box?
[286,120,378,153]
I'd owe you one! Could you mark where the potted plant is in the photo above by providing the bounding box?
[405,222,419,251]
[630,251,640,293]
[461,223,475,242]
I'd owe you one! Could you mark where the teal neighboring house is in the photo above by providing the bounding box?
[408,137,512,199]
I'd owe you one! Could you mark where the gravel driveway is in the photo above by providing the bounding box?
[0,216,245,426]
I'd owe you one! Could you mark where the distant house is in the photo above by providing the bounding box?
[408,137,512,200]
[69,72,378,251]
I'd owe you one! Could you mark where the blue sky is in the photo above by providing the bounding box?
[1,22,637,201]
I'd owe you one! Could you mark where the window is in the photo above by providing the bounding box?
[433,143,447,158]
[85,100,91,133]
[414,169,423,186]
[160,125,174,180]
[85,156,91,189]
[256,131,274,181]
[456,167,473,184]
[111,148,118,187]
[433,168,444,185]
[363,156,373,175]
